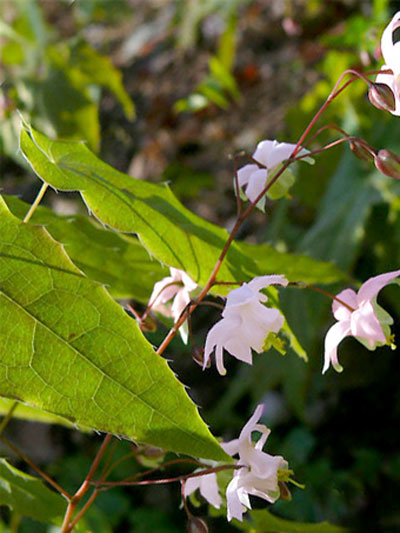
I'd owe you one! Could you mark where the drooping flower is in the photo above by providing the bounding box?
[323,269,400,374]
[184,471,222,509]
[237,140,298,205]
[203,275,288,376]
[221,404,288,522]
[149,267,197,323]
[375,11,400,115]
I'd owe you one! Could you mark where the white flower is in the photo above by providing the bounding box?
[222,404,288,522]
[149,267,197,323]
[184,471,222,509]
[323,269,400,374]
[376,11,400,115]
[203,275,288,376]
[237,140,298,204]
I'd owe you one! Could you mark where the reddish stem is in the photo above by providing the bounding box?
[94,464,239,490]
[0,436,70,500]
[60,434,112,533]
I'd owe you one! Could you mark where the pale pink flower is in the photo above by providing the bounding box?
[222,404,288,522]
[323,269,400,374]
[149,267,197,323]
[376,11,400,115]
[203,275,288,376]
[184,472,222,509]
[237,140,298,204]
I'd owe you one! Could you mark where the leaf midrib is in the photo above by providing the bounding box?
[0,287,198,443]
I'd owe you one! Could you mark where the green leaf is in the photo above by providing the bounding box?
[32,66,100,152]
[235,509,347,532]
[298,151,380,270]
[2,195,167,301]
[68,41,135,120]
[0,458,66,526]
[0,397,81,429]
[239,242,346,286]
[0,197,227,461]
[20,125,346,290]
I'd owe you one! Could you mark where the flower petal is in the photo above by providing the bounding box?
[357,269,400,304]
[184,476,200,497]
[199,473,222,509]
[237,164,259,188]
[253,140,275,167]
[351,301,386,345]
[171,288,190,322]
[332,288,357,321]
[221,438,240,457]
[265,142,297,169]
[245,169,268,203]
[226,473,246,522]
[323,320,351,374]
[381,12,400,75]
[248,275,289,292]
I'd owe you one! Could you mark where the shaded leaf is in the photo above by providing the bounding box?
[69,41,135,120]
[235,509,347,532]
[0,197,227,460]
[3,195,167,301]
[0,397,83,429]
[0,458,66,526]
[298,151,380,270]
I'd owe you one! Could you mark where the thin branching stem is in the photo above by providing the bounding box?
[0,436,71,500]
[0,402,18,436]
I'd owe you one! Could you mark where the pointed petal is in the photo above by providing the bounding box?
[253,140,275,167]
[221,438,240,456]
[171,288,190,322]
[149,276,177,306]
[248,275,289,292]
[357,269,400,303]
[215,344,227,376]
[224,336,253,364]
[181,271,198,292]
[199,473,222,509]
[351,301,386,345]
[381,12,400,75]
[237,164,258,188]
[323,320,351,374]
[184,476,200,497]
[332,288,357,320]
[225,283,255,308]
[245,169,268,203]
[226,474,246,522]
[266,142,297,169]
[239,404,264,442]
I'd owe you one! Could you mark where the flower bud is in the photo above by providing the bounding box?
[374,149,400,179]
[349,140,375,162]
[187,517,208,533]
[368,83,396,112]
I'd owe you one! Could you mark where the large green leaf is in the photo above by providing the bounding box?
[0,197,227,461]
[0,458,67,526]
[235,509,347,532]
[0,397,79,429]
[20,125,345,290]
[2,195,167,301]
